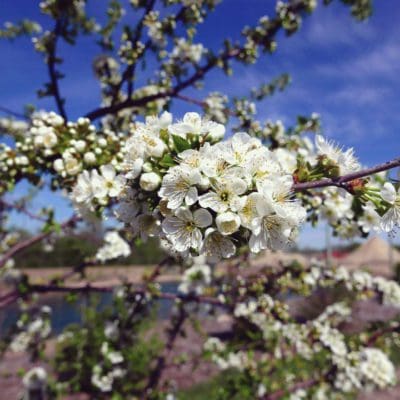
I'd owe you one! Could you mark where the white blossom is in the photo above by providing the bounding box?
[92,164,126,199]
[381,182,400,232]
[162,207,212,252]
[96,231,131,263]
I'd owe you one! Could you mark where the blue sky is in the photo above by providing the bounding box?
[1,0,399,248]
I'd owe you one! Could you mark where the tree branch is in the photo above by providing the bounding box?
[0,105,27,120]
[47,21,67,121]
[0,199,47,222]
[293,156,400,191]
[111,0,157,105]
[84,1,310,121]
[367,323,400,346]
[262,376,320,400]
[142,304,187,399]
[175,93,236,117]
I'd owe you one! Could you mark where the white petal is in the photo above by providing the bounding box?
[100,164,116,180]
[249,233,261,253]
[91,171,107,199]
[232,178,247,195]
[199,192,226,213]
[381,208,396,232]
[183,112,201,127]
[193,208,213,228]
[185,186,198,206]
[255,196,272,218]
[215,212,241,235]
[191,228,203,250]
[162,216,184,234]
[175,207,193,222]
[381,182,397,204]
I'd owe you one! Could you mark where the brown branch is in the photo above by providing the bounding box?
[14,282,227,308]
[367,324,400,346]
[85,47,239,121]
[85,90,171,120]
[111,0,157,104]
[0,199,47,222]
[293,156,400,192]
[0,288,18,304]
[84,0,309,121]
[262,376,320,400]
[142,305,187,399]
[0,292,19,309]
[175,93,207,108]
[47,21,67,121]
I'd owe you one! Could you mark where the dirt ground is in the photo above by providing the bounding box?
[21,265,181,285]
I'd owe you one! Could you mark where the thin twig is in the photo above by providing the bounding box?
[47,21,67,121]
[0,106,27,120]
[293,156,400,192]
[141,304,187,399]
[367,324,400,346]
[262,376,320,400]
[111,0,157,104]
[84,1,307,121]
[0,199,47,222]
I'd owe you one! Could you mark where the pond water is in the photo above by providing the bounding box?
[0,282,179,335]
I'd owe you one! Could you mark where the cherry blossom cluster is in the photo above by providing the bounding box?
[95,231,131,263]
[177,255,212,295]
[0,111,124,194]
[9,305,52,353]
[201,261,400,397]
[68,111,399,261]
[70,111,308,260]
[1,109,398,266]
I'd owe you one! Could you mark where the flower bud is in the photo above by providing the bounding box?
[98,138,108,148]
[140,172,161,191]
[142,162,153,173]
[216,212,241,235]
[74,140,86,152]
[53,158,64,172]
[84,151,96,164]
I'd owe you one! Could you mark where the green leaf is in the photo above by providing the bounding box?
[172,135,191,153]
[159,153,176,168]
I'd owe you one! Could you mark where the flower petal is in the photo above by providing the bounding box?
[193,208,212,228]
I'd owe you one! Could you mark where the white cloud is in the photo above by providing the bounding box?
[304,7,375,47]
[327,85,391,105]
[316,41,400,80]
[321,113,366,143]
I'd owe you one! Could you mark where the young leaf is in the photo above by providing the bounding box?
[172,135,191,153]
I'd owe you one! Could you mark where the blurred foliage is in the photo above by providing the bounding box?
[52,292,162,398]
[14,231,165,268]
